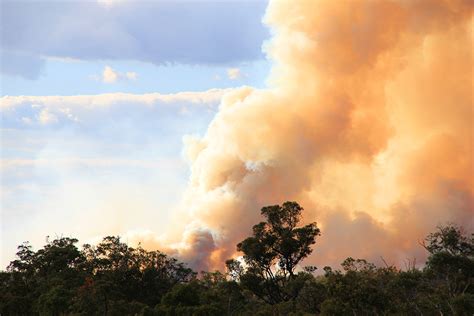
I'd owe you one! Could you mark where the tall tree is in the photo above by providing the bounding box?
[227,201,320,304]
[423,224,474,313]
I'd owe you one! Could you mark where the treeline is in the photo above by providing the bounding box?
[1,202,473,315]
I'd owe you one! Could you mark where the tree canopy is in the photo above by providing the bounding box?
[1,203,473,315]
[227,201,320,304]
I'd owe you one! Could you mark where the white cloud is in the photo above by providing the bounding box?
[38,108,58,125]
[1,88,232,126]
[227,68,242,80]
[1,89,230,110]
[103,66,119,83]
[91,66,138,84]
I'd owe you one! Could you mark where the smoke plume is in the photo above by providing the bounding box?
[169,0,473,270]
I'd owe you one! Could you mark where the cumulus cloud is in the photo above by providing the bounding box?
[227,68,242,80]
[102,66,119,83]
[166,0,474,270]
[38,108,58,125]
[1,88,230,126]
[95,65,137,83]
[1,1,269,79]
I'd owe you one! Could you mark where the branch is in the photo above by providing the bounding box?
[380,256,390,269]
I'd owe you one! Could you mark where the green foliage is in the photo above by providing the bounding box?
[231,202,320,305]
[238,202,320,278]
[1,236,195,316]
[0,202,472,315]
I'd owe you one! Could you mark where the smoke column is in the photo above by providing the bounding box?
[164,0,473,270]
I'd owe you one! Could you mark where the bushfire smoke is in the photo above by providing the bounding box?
[165,0,473,271]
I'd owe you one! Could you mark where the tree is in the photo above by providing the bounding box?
[4,237,87,316]
[227,201,320,304]
[423,224,474,257]
[2,220,473,315]
[322,258,396,315]
[74,236,196,314]
[423,224,474,314]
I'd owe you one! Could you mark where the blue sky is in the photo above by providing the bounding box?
[1,59,270,95]
[0,0,271,268]
[1,0,270,95]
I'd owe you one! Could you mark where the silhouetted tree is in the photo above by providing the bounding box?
[423,224,474,314]
[227,201,320,304]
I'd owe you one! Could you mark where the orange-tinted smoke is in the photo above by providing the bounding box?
[170,0,473,271]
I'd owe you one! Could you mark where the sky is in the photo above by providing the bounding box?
[0,0,270,268]
[1,0,473,271]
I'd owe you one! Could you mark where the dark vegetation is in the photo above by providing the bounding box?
[1,201,473,315]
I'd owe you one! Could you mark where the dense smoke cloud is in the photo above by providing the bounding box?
[165,0,473,270]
